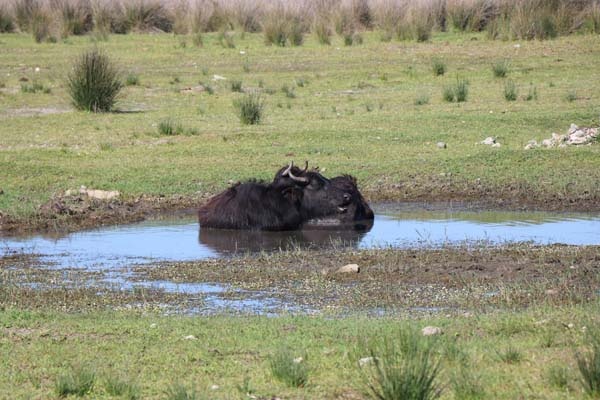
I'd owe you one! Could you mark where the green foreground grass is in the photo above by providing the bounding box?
[1,304,599,399]
[1,31,600,220]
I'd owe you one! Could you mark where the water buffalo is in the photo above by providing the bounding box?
[198,162,374,231]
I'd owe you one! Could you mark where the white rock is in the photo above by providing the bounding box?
[481,137,496,145]
[212,74,227,81]
[541,139,554,147]
[436,142,447,149]
[491,143,501,148]
[184,335,197,340]
[421,326,443,336]
[210,385,219,390]
[359,357,376,367]
[84,189,120,200]
[293,357,303,364]
[336,264,360,273]
[569,123,579,133]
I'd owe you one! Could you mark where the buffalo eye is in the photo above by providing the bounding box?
[343,193,352,202]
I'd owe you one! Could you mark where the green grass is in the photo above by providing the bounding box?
[270,347,309,388]
[0,31,599,220]
[3,304,597,399]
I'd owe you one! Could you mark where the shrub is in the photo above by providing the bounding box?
[492,59,509,78]
[576,329,600,397]
[0,5,15,33]
[263,6,307,47]
[270,347,308,388]
[230,80,243,92]
[524,84,538,101]
[432,58,446,76]
[566,91,577,102]
[496,346,522,364]
[234,92,264,125]
[55,367,95,397]
[442,85,456,102]
[281,84,295,98]
[503,80,517,101]
[67,48,123,112]
[455,78,469,102]
[357,326,442,400]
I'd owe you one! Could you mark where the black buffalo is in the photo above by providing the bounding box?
[198,162,374,231]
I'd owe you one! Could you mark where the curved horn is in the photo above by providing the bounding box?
[288,168,308,183]
[281,161,293,177]
[301,161,308,173]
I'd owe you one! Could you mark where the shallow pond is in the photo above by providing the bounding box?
[2,204,599,268]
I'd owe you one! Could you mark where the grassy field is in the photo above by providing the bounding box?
[1,304,599,399]
[1,31,599,227]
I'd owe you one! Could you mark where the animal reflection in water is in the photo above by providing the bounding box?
[198,219,374,254]
[198,161,374,231]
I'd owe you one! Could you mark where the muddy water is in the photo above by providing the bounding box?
[2,205,600,268]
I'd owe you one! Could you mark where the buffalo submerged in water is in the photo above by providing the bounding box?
[198,162,374,231]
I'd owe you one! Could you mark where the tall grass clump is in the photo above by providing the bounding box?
[67,48,123,112]
[546,364,571,390]
[504,80,518,101]
[356,326,442,400]
[492,59,509,77]
[165,383,198,400]
[452,364,485,399]
[262,5,308,47]
[104,375,140,399]
[447,0,495,32]
[234,92,264,125]
[55,367,96,397]
[314,17,332,45]
[576,328,600,397]
[54,0,94,37]
[443,77,469,102]
[432,58,446,76]
[230,79,243,92]
[158,118,183,135]
[0,4,15,32]
[270,346,308,388]
[123,0,172,32]
[14,0,41,32]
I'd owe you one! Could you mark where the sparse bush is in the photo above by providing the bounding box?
[414,93,430,105]
[576,328,600,397]
[496,346,522,364]
[67,48,123,112]
[443,85,456,102]
[356,326,442,400]
[230,79,243,92]
[270,347,308,388]
[432,58,446,76]
[125,72,139,86]
[14,0,42,32]
[314,18,332,45]
[55,367,96,397]
[31,7,55,43]
[218,29,235,48]
[158,118,183,135]
[504,80,517,101]
[123,0,172,33]
[105,375,140,399]
[525,84,538,101]
[54,0,94,37]
[444,77,469,102]
[165,383,197,400]
[546,364,570,390]
[492,59,509,78]
[281,84,295,98]
[447,0,495,32]
[21,81,51,93]
[0,5,15,33]
[566,90,577,102]
[234,92,264,125]
[263,6,307,47]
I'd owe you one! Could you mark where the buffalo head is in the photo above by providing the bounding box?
[274,162,374,229]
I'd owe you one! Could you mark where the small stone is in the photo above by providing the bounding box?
[84,189,120,200]
[422,326,443,336]
[541,139,554,147]
[436,142,447,149]
[212,74,227,81]
[567,323,574,329]
[359,357,376,367]
[150,323,157,328]
[336,263,360,273]
[184,335,197,340]
[481,137,496,145]
[491,143,501,148]
[210,385,220,390]
[293,357,303,364]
